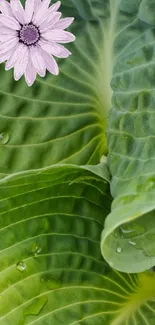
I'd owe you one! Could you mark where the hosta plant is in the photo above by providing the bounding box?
[1,0,155,325]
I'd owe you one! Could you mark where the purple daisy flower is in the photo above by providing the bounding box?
[0,0,75,86]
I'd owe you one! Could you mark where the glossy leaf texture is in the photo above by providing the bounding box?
[1,164,155,325]
[1,0,142,179]
[101,0,155,273]
[0,0,108,179]
[1,2,155,324]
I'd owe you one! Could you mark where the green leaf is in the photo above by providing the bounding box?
[72,0,97,21]
[1,0,149,182]
[2,0,150,182]
[2,0,155,285]
[139,0,155,26]
[101,2,155,272]
[120,0,142,14]
[0,0,108,179]
[1,164,155,325]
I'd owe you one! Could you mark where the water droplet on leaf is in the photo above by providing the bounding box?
[32,243,42,256]
[16,261,27,272]
[41,274,61,290]
[119,222,144,238]
[121,227,135,235]
[121,227,134,234]
[25,296,47,317]
[116,246,123,254]
[0,132,9,145]
[115,225,135,239]
[129,240,136,246]
[17,296,48,325]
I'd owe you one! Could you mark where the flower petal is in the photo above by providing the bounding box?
[10,0,25,25]
[42,29,76,43]
[37,0,61,26]
[33,0,51,25]
[39,12,61,32]
[25,58,37,86]
[0,27,17,35]
[39,39,71,58]
[0,0,13,16]
[49,1,61,13]
[0,14,21,30]
[40,0,61,22]
[39,48,59,75]
[53,17,74,29]
[0,38,18,55]
[24,0,35,24]
[0,46,16,64]
[30,45,46,77]
[5,43,23,70]
[14,45,29,80]
[34,0,41,11]
[0,33,16,42]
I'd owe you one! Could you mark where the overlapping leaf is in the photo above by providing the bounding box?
[101,0,155,272]
[1,1,155,324]
[0,164,155,325]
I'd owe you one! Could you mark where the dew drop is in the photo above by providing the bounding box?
[121,227,135,235]
[25,296,47,317]
[120,223,144,238]
[115,226,135,239]
[16,261,27,272]
[116,246,123,254]
[129,241,136,246]
[17,296,48,325]
[32,243,42,256]
[0,132,9,145]
[41,274,61,290]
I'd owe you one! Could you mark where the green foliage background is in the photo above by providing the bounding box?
[1,0,155,324]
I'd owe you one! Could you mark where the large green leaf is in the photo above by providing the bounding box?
[0,0,109,179]
[1,0,145,179]
[1,0,155,312]
[101,1,155,273]
[1,163,155,325]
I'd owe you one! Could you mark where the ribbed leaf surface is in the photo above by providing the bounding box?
[101,0,155,272]
[1,164,155,325]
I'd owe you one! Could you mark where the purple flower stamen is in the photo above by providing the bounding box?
[19,24,40,46]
